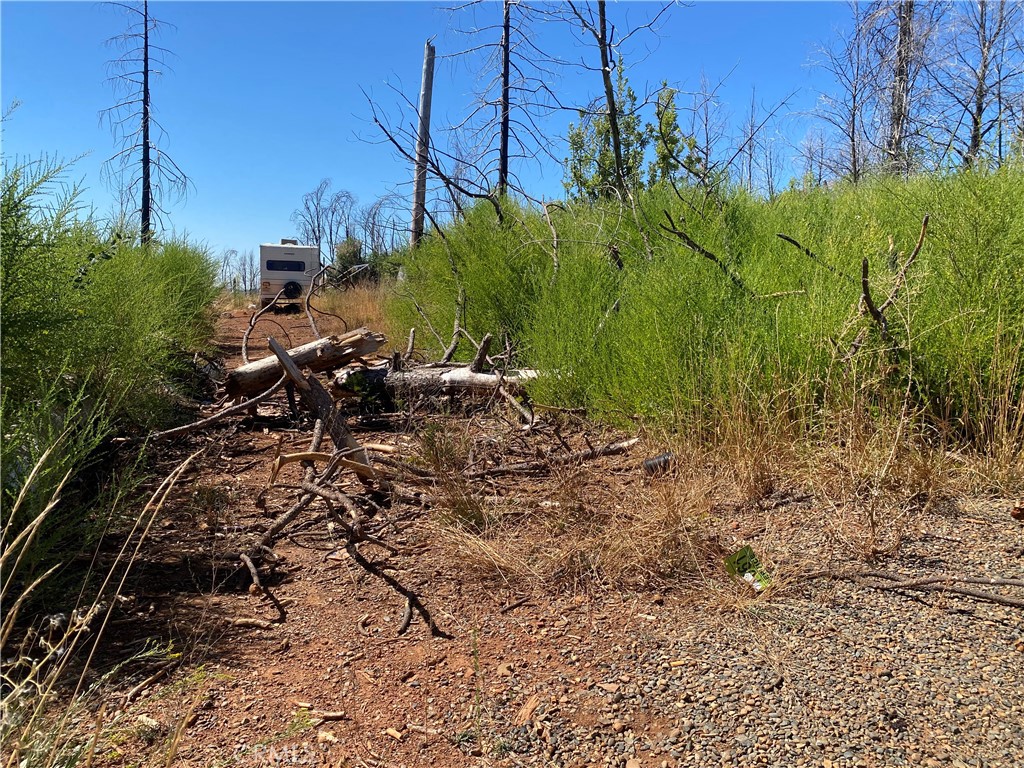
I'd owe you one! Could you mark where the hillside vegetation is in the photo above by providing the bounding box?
[392,169,1024,488]
[1,157,219,613]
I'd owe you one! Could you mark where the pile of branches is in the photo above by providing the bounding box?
[145,309,641,639]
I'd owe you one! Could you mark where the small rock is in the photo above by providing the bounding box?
[612,720,626,734]
[136,714,164,732]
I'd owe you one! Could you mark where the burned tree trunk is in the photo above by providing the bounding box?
[886,1,915,176]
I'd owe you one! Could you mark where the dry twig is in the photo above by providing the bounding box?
[242,288,288,365]
[805,566,1024,609]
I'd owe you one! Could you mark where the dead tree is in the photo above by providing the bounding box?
[928,0,1024,168]
[815,0,877,183]
[356,193,404,261]
[291,179,356,264]
[498,0,511,195]
[884,1,918,174]
[368,93,505,224]
[225,329,386,400]
[570,0,628,197]
[858,1,946,176]
[101,0,188,243]
[443,0,562,198]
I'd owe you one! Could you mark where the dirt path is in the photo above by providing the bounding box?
[82,308,1023,768]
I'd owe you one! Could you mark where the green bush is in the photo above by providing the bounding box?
[389,201,553,355]
[389,168,1023,457]
[1,156,219,606]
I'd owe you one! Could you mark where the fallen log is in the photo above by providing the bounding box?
[225,328,386,400]
[267,337,376,482]
[333,363,539,399]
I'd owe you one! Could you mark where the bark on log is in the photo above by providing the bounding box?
[332,364,539,399]
[225,328,386,399]
[266,337,375,481]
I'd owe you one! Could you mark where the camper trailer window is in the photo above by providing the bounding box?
[266,260,305,272]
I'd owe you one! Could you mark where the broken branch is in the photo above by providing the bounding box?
[144,375,287,443]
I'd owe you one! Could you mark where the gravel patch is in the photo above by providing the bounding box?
[473,501,1024,768]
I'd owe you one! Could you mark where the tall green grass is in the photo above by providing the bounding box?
[1,156,219,614]
[390,168,1023,471]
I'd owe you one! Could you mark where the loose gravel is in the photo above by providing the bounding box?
[445,500,1023,768]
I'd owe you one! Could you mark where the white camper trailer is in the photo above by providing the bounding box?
[259,239,320,307]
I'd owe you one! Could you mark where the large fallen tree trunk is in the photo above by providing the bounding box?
[225,328,385,400]
[333,363,539,399]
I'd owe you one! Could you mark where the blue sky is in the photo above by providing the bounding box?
[2,1,851,256]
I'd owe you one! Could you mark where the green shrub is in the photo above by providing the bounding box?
[1,155,219,611]
[389,201,552,358]
[389,168,1023,460]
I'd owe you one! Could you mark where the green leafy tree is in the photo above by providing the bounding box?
[334,236,363,272]
[647,82,700,186]
[564,63,650,201]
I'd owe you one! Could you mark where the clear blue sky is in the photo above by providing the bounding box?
[2,1,851,256]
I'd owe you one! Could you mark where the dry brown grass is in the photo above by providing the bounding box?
[311,282,397,340]
[1,451,201,767]
[421,418,731,594]
[216,282,400,344]
[418,387,1006,608]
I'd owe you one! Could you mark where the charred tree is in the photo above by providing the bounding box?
[886,1,916,174]
[929,1,1023,168]
[498,0,511,196]
[101,0,188,244]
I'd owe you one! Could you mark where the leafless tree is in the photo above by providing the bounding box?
[219,248,259,294]
[444,0,565,197]
[857,1,946,176]
[367,90,506,224]
[291,179,330,252]
[815,0,877,182]
[684,72,732,190]
[740,88,759,193]
[876,1,922,173]
[759,132,786,199]
[368,0,672,231]
[799,127,830,187]
[219,248,237,289]
[734,89,793,199]
[885,1,917,172]
[356,193,405,259]
[927,0,1024,168]
[323,188,356,260]
[239,249,259,293]
[291,179,356,265]
[664,74,793,201]
[374,0,569,223]
[100,0,189,243]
